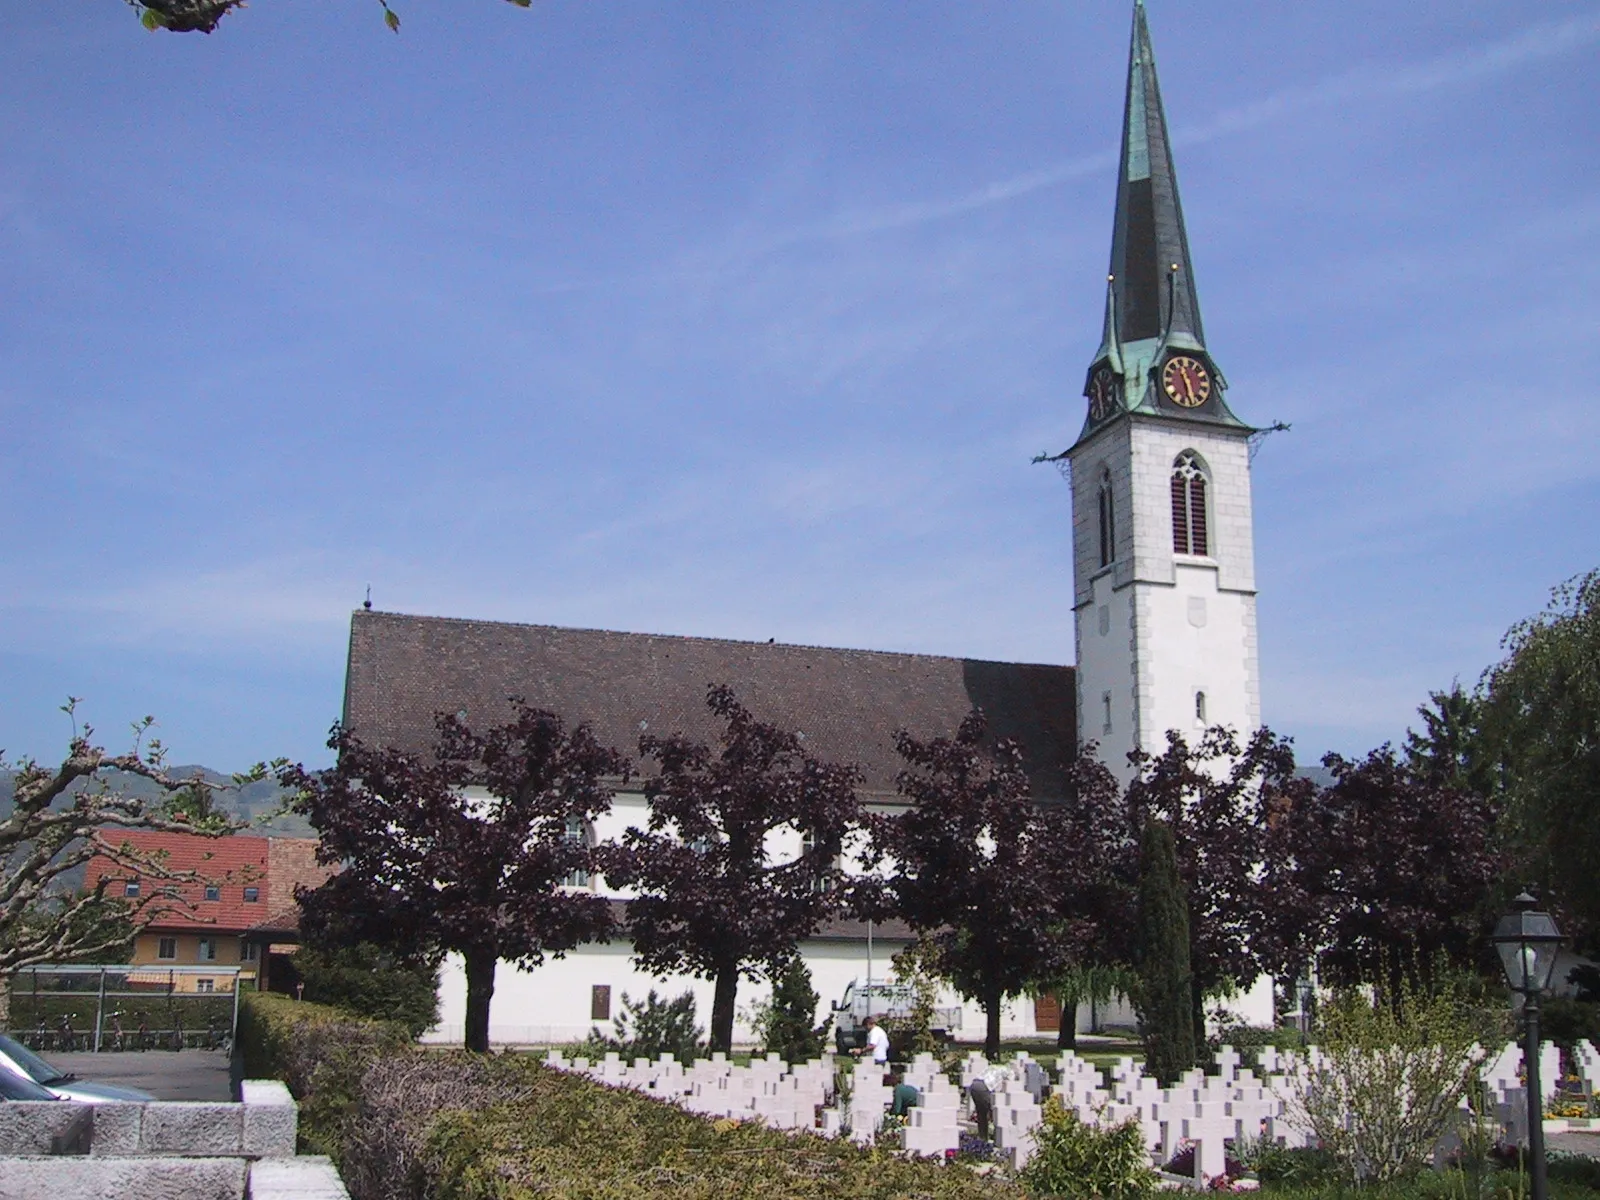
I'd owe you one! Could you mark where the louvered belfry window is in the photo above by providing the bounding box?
[1171,452,1209,555]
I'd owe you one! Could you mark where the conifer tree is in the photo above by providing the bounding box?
[1135,819,1195,1085]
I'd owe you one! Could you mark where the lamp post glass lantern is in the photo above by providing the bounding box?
[1493,892,1564,1200]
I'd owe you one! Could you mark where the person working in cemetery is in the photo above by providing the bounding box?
[888,1067,920,1117]
[857,1016,890,1065]
[967,1063,1003,1142]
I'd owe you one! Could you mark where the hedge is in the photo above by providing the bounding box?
[415,1056,1017,1200]
[239,991,1020,1200]
[236,990,410,1158]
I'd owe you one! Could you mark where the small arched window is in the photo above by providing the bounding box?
[1195,691,1207,723]
[1171,452,1209,556]
[1097,467,1116,569]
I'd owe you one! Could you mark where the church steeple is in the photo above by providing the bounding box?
[1065,1,1263,787]
[1108,0,1202,351]
[1078,2,1246,443]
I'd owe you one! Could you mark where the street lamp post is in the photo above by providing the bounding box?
[1492,892,1565,1200]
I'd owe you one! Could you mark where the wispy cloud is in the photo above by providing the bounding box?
[1174,10,1600,148]
[795,10,1600,241]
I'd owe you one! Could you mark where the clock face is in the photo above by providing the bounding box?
[1162,356,1211,408]
[1087,367,1119,422]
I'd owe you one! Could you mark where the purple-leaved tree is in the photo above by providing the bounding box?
[280,701,625,1052]
[603,685,861,1055]
[861,711,1078,1058]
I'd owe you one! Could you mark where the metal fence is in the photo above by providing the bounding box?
[6,964,243,1052]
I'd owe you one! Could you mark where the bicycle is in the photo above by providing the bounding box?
[55,1013,79,1053]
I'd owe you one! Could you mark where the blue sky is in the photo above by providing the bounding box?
[1,1,1596,771]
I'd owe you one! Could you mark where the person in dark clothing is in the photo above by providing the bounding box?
[967,1077,995,1141]
[888,1068,920,1117]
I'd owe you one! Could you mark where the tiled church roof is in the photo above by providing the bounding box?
[343,610,1077,800]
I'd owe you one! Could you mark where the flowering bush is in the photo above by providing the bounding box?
[1018,1097,1157,1199]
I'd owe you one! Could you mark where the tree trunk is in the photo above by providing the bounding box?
[1056,1002,1078,1051]
[984,988,1003,1059]
[710,963,739,1055]
[463,946,497,1054]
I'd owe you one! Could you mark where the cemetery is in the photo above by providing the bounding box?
[540,1037,1600,1185]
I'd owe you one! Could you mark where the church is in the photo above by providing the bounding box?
[340,1,1273,1047]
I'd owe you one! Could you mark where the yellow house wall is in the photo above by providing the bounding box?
[130,932,259,990]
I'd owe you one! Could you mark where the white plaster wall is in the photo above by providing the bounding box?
[1069,416,1260,777]
[425,940,1064,1048]
[1137,563,1258,755]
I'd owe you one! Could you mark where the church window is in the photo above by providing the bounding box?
[563,817,594,889]
[1195,691,1207,723]
[1101,691,1113,735]
[1097,468,1116,568]
[800,828,841,893]
[1171,452,1209,555]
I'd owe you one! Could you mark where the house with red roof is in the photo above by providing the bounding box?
[83,830,333,993]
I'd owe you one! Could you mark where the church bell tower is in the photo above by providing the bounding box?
[1069,1,1261,778]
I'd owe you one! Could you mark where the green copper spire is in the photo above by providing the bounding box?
[1074,2,1247,444]
[1107,0,1203,352]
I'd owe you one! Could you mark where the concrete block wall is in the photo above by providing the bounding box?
[0,1093,295,1160]
[0,1081,347,1200]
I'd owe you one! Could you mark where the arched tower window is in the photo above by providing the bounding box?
[1097,467,1116,569]
[1171,451,1209,556]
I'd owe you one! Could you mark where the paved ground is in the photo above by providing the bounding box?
[44,1049,234,1101]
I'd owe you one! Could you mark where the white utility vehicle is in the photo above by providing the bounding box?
[830,979,961,1054]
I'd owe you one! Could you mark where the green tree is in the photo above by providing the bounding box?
[1479,568,1600,950]
[1038,962,1136,1051]
[1134,819,1195,1085]
[584,989,704,1064]
[291,941,440,1038]
[1404,683,1493,796]
[757,958,830,1064]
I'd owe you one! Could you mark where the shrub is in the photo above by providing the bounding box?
[1209,1021,1308,1071]
[291,941,441,1038]
[1018,1095,1157,1200]
[1286,979,1503,1184]
[1243,1142,1340,1187]
[243,991,1024,1200]
[583,988,704,1063]
[236,990,411,1158]
[421,1058,1020,1200]
[339,1050,539,1200]
[1541,997,1600,1053]
[756,959,832,1064]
